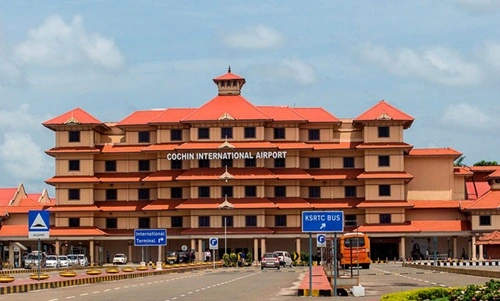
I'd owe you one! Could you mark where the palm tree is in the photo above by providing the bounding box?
[454,156,466,167]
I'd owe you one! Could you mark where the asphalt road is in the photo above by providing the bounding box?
[4,263,498,301]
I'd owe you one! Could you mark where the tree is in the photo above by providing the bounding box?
[473,160,498,166]
[454,156,466,166]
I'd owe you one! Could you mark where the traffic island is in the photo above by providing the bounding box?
[29,273,50,280]
[59,271,77,277]
[86,269,102,275]
[0,275,15,283]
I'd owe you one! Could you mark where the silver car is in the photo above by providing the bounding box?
[260,252,280,270]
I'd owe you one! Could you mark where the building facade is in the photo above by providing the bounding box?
[1,69,499,266]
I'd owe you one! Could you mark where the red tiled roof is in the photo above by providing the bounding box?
[96,172,150,183]
[98,144,145,153]
[149,108,196,123]
[142,170,184,182]
[142,144,179,152]
[272,142,312,150]
[176,168,276,181]
[357,171,414,180]
[45,147,100,155]
[0,225,28,236]
[257,106,308,122]
[354,100,414,128]
[307,198,363,209]
[48,205,99,212]
[182,95,271,122]
[356,142,413,150]
[488,169,500,178]
[95,201,148,211]
[454,167,474,176]
[408,200,462,209]
[0,188,17,205]
[45,176,100,184]
[142,199,184,211]
[410,220,470,232]
[469,166,500,172]
[307,169,363,180]
[291,107,341,123]
[357,201,414,208]
[182,227,274,235]
[213,71,245,81]
[50,227,107,236]
[271,198,312,209]
[464,190,500,210]
[43,108,102,126]
[466,182,490,200]
[116,110,165,126]
[271,168,313,180]
[175,141,275,150]
[476,231,500,245]
[176,198,276,210]
[357,223,420,233]
[312,142,361,150]
[408,148,462,158]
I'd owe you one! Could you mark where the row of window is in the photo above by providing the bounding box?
[67,126,392,143]
[68,155,392,172]
[67,185,392,201]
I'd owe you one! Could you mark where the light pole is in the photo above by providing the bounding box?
[218,195,233,256]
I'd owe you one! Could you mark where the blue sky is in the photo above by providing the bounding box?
[1,0,499,194]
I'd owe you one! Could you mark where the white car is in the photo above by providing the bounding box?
[113,253,127,265]
[45,255,59,268]
[58,255,70,267]
[273,251,293,267]
[77,254,88,266]
[67,254,79,266]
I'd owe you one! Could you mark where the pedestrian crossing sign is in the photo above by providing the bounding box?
[28,210,50,239]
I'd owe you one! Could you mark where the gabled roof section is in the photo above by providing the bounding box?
[354,100,414,129]
[43,108,105,130]
[488,169,500,178]
[476,231,500,245]
[256,106,307,122]
[291,107,341,123]
[409,148,462,159]
[463,190,500,210]
[149,108,196,124]
[116,109,165,126]
[181,95,271,122]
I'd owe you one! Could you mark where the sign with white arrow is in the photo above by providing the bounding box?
[317,234,326,247]
[134,229,167,246]
[301,211,344,233]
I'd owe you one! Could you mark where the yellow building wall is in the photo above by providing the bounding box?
[364,180,405,201]
[406,209,466,221]
[363,150,404,172]
[55,130,94,147]
[363,124,403,143]
[55,157,94,176]
[471,214,500,230]
[56,186,94,205]
[405,157,455,200]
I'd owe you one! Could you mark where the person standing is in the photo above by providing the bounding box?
[205,249,211,262]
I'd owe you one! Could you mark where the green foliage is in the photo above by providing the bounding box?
[381,287,449,301]
[454,156,466,167]
[449,279,500,301]
[473,160,498,166]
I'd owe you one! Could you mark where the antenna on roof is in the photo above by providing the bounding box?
[228,65,231,73]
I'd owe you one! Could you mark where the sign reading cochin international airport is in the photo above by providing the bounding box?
[166,151,287,161]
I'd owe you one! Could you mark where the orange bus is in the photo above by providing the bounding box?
[339,232,371,269]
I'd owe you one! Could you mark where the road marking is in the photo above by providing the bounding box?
[79,293,89,296]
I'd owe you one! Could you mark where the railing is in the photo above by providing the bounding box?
[427,253,449,260]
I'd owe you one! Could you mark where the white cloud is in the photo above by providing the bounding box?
[360,43,483,86]
[223,25,286,50]
[440,103,498,131]
[0,55,25,87]
[280,59,316,85]
[14,15,125,69]
[454,0,500,14]
[482,40,500,71]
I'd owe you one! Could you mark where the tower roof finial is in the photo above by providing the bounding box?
[228,65,231,73]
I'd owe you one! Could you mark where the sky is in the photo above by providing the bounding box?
[0,0,500,195]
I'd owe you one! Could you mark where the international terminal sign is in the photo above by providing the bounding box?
[166,151,287,161]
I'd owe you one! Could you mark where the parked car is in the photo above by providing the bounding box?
[260,252,280,270]
[273,251,293,267]
[113,253,127,265]
[67,254,79,266]
[77,254,88,266]
[58,255,70,267]
[45,255,59,268]
[24,252,47,269]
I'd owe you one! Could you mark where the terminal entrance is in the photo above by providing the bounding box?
[371,239,398,261]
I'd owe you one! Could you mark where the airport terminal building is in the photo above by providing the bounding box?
[1,69,499,265]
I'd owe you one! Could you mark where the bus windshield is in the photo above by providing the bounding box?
[344,237,365,248]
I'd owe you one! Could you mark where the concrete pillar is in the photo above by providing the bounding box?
[399,237,405,261]
[89,240,94,265]
[453,237,457,259]
[295,237,301,254]
[128,241,133,263]
[156,245,162,270]
[260,238,266,258]
[190,239,196,261]
[197,239,203,262]
[471,236,477,260]
[55,240,60,255]
[8,242,14,267]
[479,244,484,260]
[253,238,259,264]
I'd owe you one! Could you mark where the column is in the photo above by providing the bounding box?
[197,239,203,262]
[156,245,162,270]
[8,242,14,268]
[128,241,133,263]
[89,240,95,265]
[479,244,484,260]
[260,238,266,259]
[55,240,60,255]
[253,238,259,264]
[453,237,457,259]
[399,237,405,261]
[295,237,301,254]
[471,236,477,260]
[191,239,196,261]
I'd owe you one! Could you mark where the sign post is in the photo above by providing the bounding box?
[134,229,167,270]
[28,210,50,281]
[209,237,218,269]
[301,211,344,297]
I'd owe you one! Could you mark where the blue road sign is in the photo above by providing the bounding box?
[302,211,344,233]
[209,237,218,250]
[28,210,50,239]
[317,234,326,247]
[134,229,167,246]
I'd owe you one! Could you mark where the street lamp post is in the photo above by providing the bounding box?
[224,216,227,255]
[218,194,234,257]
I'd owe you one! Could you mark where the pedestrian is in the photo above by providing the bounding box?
[205,249,211,262]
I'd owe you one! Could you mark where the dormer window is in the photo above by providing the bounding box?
[308,129,320,141]
[138,131,150,143]
[378,126,390,138]
[69,131,80,143]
